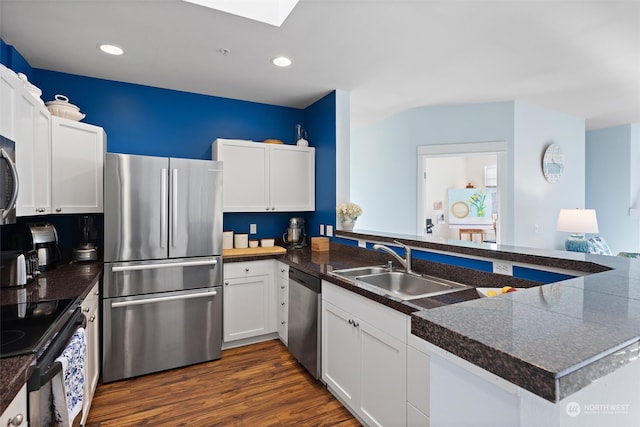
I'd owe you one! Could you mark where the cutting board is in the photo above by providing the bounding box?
[223,245,287,258]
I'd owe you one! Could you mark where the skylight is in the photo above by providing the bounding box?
[182,0,300,27]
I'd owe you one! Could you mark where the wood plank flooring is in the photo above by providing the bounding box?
[85,339,361,426]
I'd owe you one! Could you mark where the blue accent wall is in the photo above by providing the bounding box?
[28,68,337,240]
[0,39,32,77]
[304,91,337,239]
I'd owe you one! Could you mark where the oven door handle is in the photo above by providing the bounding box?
[36,314,87,387]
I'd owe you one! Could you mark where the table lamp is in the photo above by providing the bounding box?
[556,208,599,252]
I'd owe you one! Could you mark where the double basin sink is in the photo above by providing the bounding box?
[330,266,471,301]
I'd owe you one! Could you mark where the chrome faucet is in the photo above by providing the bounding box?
[373,241,415,275]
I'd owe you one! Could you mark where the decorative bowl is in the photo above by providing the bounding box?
[46,94,86,121]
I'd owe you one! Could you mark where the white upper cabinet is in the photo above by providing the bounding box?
[212,138,315,212]
[51,117,105,214]
[15,89,52,216]
[0,65,20,140]
[269,144,315,211]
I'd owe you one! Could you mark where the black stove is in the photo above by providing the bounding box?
[0,298,79,358]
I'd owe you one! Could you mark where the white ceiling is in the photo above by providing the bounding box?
[1,0,638,130]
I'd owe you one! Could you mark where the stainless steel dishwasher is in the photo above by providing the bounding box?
[288,267,321,379]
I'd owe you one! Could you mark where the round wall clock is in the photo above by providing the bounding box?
[542,143,564,183]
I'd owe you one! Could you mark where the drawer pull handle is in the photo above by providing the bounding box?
[8,413,24,426]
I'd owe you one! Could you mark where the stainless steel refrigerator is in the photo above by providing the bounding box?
[102,153,223,383]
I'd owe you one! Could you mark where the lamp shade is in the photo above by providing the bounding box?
[556,209,599,234]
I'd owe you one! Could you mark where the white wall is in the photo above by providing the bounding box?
[424,156,467,239]
[351,100,586,249]
[351,101,515,237]
[513,102,586,250]
[586,124,640,253]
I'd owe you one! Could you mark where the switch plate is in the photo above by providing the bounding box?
[493,261,513,276]
[250,224,257,234]
[320,224,325,235]
[326,225,333,237]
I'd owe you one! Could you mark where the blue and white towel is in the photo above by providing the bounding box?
[52,327,86,427]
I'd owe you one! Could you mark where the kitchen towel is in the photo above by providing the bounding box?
[52,327,86,427]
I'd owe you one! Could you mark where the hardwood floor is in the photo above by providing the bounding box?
[85,340,360,426]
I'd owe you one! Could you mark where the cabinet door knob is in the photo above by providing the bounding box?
[281,302,285,306]
[225,282,229,286]
[56,208,62,212]
[94,291,100,296]
[280,285,285,289]
[348,319,353,325]
[83,307,90,313]
[89,315,96,322]
[353,321,359,328]
[281,268,285,273]
[281,321,285,325]
[245,268,249,272]
[8,413,24,426]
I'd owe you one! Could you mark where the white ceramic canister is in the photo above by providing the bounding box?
[234,233,249,249]
[223,231,234,250]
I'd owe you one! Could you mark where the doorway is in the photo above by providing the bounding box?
[417,141,507,243]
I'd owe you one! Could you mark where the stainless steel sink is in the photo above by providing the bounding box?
[330,266,389,278]
[330,267,470,300]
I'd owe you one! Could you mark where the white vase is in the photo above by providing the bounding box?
[341,217,355,231]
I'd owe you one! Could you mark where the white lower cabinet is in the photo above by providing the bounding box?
[0,384,27,427]
[81,281,100,426]
[322,281,408,427]
[276,262,289,345]
[407,336,430,426]
[223,260,276,343]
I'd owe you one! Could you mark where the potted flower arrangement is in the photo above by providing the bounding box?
[336,202,362,231]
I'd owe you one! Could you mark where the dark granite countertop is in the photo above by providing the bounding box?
[337,230,640,403]
[228,236,640,403]
[0,261,103,413]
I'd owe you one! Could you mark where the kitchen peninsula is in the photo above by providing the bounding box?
[333,230,640,426]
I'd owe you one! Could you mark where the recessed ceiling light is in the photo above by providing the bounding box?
[271,56,293,67]
[98,44,125,56]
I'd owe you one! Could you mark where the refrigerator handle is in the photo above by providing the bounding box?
[111,259,218,272]
[160,168,168,248]
[171,168,178,248]
[111,289,218,308]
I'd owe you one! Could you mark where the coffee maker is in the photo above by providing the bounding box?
[283,217,306,249]
[27,222,60,271]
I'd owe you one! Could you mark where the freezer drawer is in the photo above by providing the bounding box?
[104,256,222,298]
[102,287,222,383]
